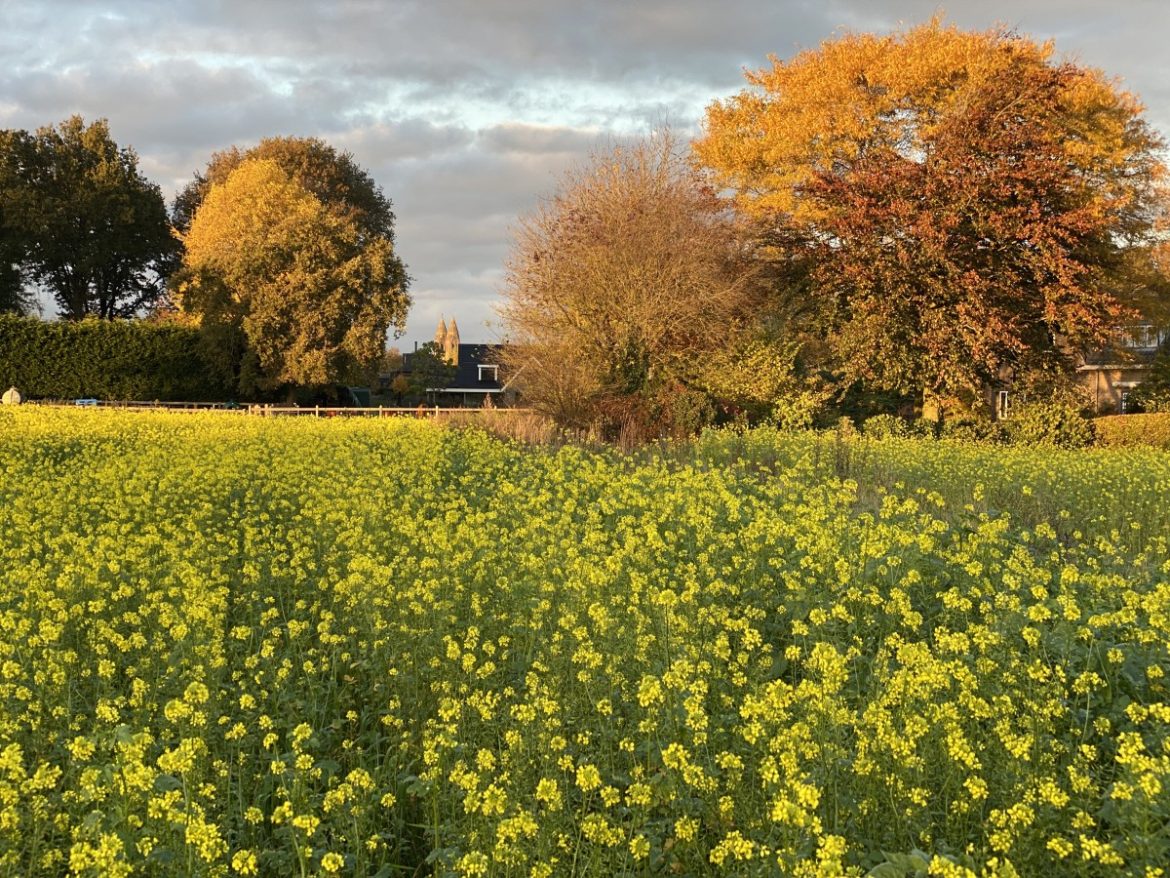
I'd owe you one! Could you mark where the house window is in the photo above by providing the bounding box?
[478,364,498,382]
[1117,324,1167,351]
[996,390,1009,420]
[1120,391,1132,414]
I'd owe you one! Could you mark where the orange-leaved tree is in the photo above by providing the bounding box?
[695,20,1168,410]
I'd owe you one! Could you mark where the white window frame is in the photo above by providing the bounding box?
[996,390,1009,420]
[1117,324,1167,351]
[478,364,499,382]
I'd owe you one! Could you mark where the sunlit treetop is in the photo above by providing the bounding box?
[697,19,1162,228]
[177,158,408,390]
[695,19,1168,400]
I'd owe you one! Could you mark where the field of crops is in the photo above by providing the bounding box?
[1,409,1169,877]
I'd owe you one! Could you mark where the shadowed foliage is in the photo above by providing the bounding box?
[0,116,178,319]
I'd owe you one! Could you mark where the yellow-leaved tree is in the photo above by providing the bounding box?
[175,158,408,394]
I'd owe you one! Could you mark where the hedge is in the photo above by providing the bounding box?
[1094,413,1170,450]
[0,315,231,401]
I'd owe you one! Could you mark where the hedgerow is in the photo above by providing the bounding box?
[1094,413,1170,449]
[0,314,230,400]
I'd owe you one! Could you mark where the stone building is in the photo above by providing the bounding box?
[981,324,1168,419]
[434,317,461,365]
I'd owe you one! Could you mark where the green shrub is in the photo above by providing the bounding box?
[1004,399,1095,448]
[939,416,1005,443]
[1130,382,1170,414]
[861,413,911,439]
[664,386,716,438]
[1094,413,1170,449]
[0,314,231,400]
[768,389,827,432]
[1129,342,1170,412]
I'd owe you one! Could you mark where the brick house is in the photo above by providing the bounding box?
[1075,324,1167,415]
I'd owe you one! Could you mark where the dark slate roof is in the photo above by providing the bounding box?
[448,344,504,390]
[1079,347,1157,368]
[1079,325,1167,368]
[402,343,504,390]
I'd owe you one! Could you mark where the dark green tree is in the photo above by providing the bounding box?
[407,342,455,404]
[1132,339,1170,412]
[0,116,178,319]
[0,241,29,314]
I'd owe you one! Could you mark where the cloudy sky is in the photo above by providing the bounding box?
[3,0,1167,348]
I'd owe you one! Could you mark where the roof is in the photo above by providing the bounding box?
[448,344,503,390]
[1079,325,1166,368]
[1079,347,1159,368]
[402,343,505,391]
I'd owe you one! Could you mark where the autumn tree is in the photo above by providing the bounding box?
[499,134,763,438]
[389,373,411,404]
[695,21,1168,414]
[174,158,409,394]
[172,136,401,257]
[0,116,177,319]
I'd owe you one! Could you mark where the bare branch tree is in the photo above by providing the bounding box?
[498,132,762,438]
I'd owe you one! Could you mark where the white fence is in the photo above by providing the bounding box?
[30,400,531,418]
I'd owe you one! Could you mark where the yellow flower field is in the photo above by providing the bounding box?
[1,409,1168,876]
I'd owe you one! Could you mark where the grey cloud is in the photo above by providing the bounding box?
[3,0,1167,348]
[0,59,340,165]
[367,124,601,344]
[332,119,476,164]
[15,1,819,102]
[477,123,603,157]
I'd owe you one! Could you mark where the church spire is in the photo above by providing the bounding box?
[446,318,460,364]
[434,317,448,350]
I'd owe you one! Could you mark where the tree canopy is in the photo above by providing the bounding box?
[173,136,400,252]
[0,116,177,319]
[499,134,764,437]
[175,157,409,393]
[406,342,456,404]
[695,21,1169,406]
[0,241,29,315]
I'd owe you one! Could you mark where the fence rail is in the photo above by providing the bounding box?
[252,405,533,418]
[27,400,532,418]
[31,399,241,411]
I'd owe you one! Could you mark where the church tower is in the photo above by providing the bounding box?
[434,318,448,350]
[446,318,460,365]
